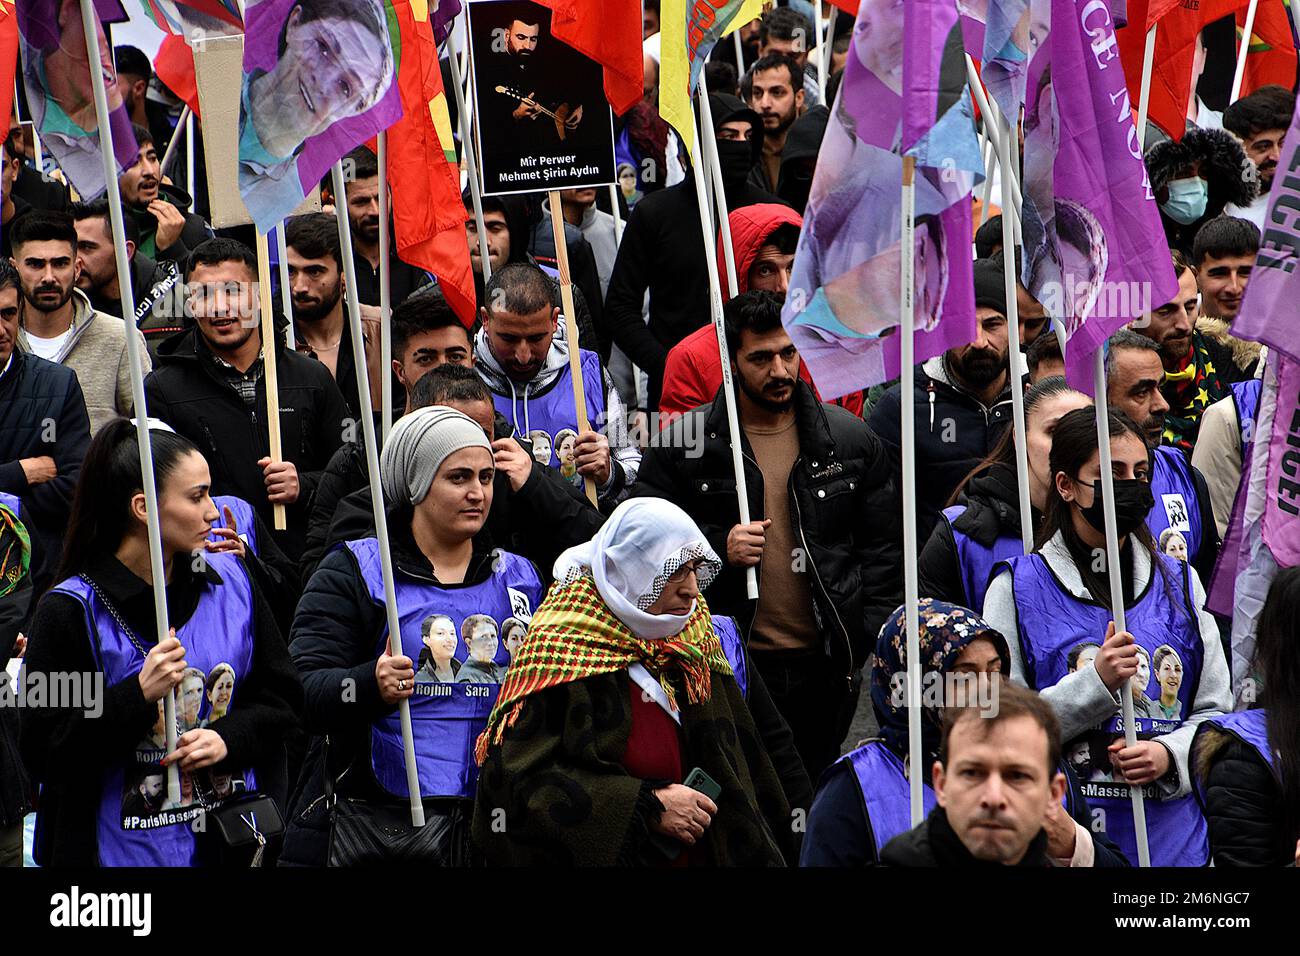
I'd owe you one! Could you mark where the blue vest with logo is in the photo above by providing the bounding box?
[46,552,257,867]
[1147,446,1203,565]
[842,739,1077,857]
[208,495,259,556]
[1001,550,1209,866]
[941,505,1024,611]
[713,615,747,698]
[490,349,606,471]
[1230,379,1262,451]
[1191,709,1276,808]
[0,491,20,518]
[345,538,545,801]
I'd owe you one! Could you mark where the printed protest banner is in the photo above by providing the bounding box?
[466,0,615,196]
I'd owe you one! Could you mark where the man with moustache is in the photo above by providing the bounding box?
[869,259,1014,543]
[742,53,805,193]
[1132,248,1247,453]
[1222,85,1293,230]
[635,290,901,782]
[118,126,211,266]
[481,14,586,153]
[339,147,432,308]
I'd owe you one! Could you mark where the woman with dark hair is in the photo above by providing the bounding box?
[983,408,1231,866]
[1193,566,1300,866]
[19,419,301,867]
[919,376,1091,609]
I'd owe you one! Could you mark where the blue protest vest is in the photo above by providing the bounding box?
[1191,709,1276,808]
[46,552,257,867]
[208,495,259,556]
[941,505,1024,610]
[490,349,606,471]
[0,491,19,518]
[1002,550,1210,866]
[714,614,747,698]
[1147,446,1203,565]
[842,739,1077,857]
[1230,379,1261,451]
[345,538,544,800]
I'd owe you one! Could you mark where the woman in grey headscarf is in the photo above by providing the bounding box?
[281,406,547,866]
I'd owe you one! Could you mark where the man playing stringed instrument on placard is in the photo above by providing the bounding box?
[484,12,585,150]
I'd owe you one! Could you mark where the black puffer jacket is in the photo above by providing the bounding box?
[1144,128,1257,257]
[1194,722,1295,867]
[634,380,902,676]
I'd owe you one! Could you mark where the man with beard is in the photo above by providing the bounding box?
[9,212,149,434]
[743,53,805,193]
[1105,329,1218,585]
[635,290,901,783]
[339,147,432,308]
[869,259,1014,543]
[1222,85,1293,230]
[118,126,211,266]
[284,212,385,420]
[480,14,588,157]
[1133,247,1247,452]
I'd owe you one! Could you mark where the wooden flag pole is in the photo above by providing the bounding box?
[378,130,394,442]
[998,115,1033,554]
[1136,25,1158,151]
[1092,349,1153,867]
[900,155,923,826]
[447,32,493,284]
[1230,0,1260,104]
[547,191,599,507]
[254,232,287,531]
[275,225,295,349]
[332,161,426,828]
[698,90,741,298]
[79,0,180,806]
[689,98,759,601]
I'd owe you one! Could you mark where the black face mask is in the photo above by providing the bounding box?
[714,139,753,190]
[1077,478,1153,537]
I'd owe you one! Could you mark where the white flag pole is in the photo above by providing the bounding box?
[900,155,923,825]
[1230,0,1260,104]
[184,110,196,203]
[1136,25,1158,151]
[78,0,179,806]
[998,115,1033,554]
[697,91,741,298]
[447,33,493,285]
[691,90,759,601]
[811,0,828,90]
[332,161,425,828]
[1091,349,1152,868]
[608,185,624,243]
[378,130,393,442]
[159,105,191,179]
[274,225,295,350]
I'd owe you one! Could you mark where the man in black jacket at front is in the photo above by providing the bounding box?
[634,291,901,782]
[0,262,91,598]
[869,258,1014,545]
[145,239,350,561]
[605,94,784,412]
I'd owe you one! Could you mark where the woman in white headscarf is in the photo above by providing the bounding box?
[472,497,803,866]
[282,406,546,866]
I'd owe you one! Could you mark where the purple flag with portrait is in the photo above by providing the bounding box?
[1020,0,1176,391]
[1232,83,1300,363]
[238,0,404,232]
[15,0,137,200]
[782,0,983,400]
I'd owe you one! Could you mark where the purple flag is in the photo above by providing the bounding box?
[238,0,404,232]
[782,0,983,400]
[1020,0,1177,391]
[15,0,138,200]
[979,0,1030,119]
[1233,85,1300,362]
[431,0,461,44]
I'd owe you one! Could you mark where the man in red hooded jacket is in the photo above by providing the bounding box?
[657,203,863,426]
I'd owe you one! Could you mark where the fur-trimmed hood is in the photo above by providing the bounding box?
[1144,127,1258,209]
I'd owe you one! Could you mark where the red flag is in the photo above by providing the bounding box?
[828,0,855,14]
[535,0,642,115]
[1237,0,1298,97]
[0,1,17,129]
[384,0,475,326]
[1119,0,1250,142]
[154,33,201,117]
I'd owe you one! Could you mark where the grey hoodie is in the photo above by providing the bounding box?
[473,325,639,499]
[982,531,1231,799]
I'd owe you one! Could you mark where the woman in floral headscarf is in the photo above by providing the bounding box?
[800,599,1128,867]
[472,498,803,866]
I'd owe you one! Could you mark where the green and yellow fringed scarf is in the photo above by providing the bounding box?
[475,574,733,765]
[0,501,30,598]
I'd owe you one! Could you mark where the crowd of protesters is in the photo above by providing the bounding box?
[0,2,1296,870]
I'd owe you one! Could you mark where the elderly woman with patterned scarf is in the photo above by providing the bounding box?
[472,498,800,866]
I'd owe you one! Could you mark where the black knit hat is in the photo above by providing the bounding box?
[973,258,1007,315]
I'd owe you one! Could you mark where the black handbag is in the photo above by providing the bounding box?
[322,736,468,867]
[206,794,284,867]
